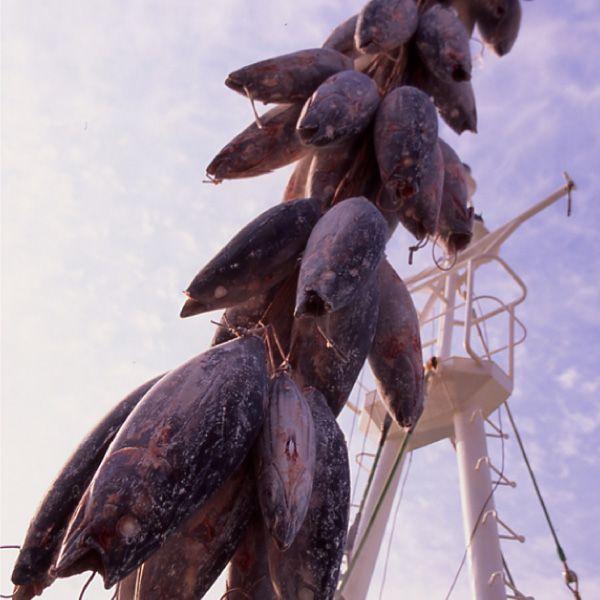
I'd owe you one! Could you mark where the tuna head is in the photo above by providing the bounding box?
[374,86,438,202]
[416,5,472,84]
[297,71,380,148]
[295,196,387,317]
[437,139,474,254]
[256,373,316,550]
[355,0,419,55]
[54,446,174,587]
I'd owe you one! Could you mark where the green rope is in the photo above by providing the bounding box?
[503,401,566,561]
[352,414,392,531]
[504,401,581,599]
[339,428,413,595]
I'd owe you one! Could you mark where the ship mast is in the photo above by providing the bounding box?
[339,175,574,600]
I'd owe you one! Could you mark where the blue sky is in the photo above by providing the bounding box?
[2,1,599,598]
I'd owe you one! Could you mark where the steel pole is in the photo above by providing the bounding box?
[454,408,506,599]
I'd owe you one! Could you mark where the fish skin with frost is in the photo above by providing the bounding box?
[476,0,521,56]
[355,0,418,54]
[256,372,315,551]
[182,198,321,316]
[267,387,350,600]
[374,86,438,202]
[415,4,472,83]
[295,196,386,317]
[11,374,164,592]
[115,462,255,600]
[206,103,307,181]
[291,271,379,416]
[225,48,353,104]
[435,139,474,254]
[54,336,268,588]
[297,70,380,148]
[409,60,477,134]
[369,260,424,429]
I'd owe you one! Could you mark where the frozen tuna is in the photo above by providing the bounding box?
[436,139,474,253]
[226,515,277,600]
[115,463,255,599]
[374,86,438,201]
[206,103,307,181]
[295,196,386,317]
[410,61,477,134]
[297,70,380,147]
[476,0,521,56]
[11,375,164,590]
[225,49,353,104]
[182,198,321,316]
[256,372,315,550]
[267,388,350,600]
[368,260,424,428]
[355,0,419,54]
[380,140,444,241]
[416,4,472,83]
[54,336,268,588]
[322,14,359,57]
[290,273,379,416]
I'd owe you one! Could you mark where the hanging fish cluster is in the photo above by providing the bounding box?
[9,0,522,598]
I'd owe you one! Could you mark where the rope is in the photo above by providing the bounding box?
[78,572,96,600]
[378,451,414,600]
[348,415,393,550]
[503,401,582,599]
[443,406,506,599]
[0,547,21,599]
[339,428,413,595]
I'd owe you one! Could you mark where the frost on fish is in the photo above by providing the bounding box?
[207,104,307,181]
[415,4,472,84]
[267,388,350,600]
[435,139,474,254]
[256,372,315,550]
[225,48,353,104]
[295,196,386,317]
[182,198,321,315]
[115,462,256,600]
[54,336,268,588]
[297,70,380,148]
[369,260,424,429]
[11,374,164,591]
[355,0,418,55]
[374,86,438,202]
[291,273,379,416]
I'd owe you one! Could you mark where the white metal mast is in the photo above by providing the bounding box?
[339,175,575,600]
